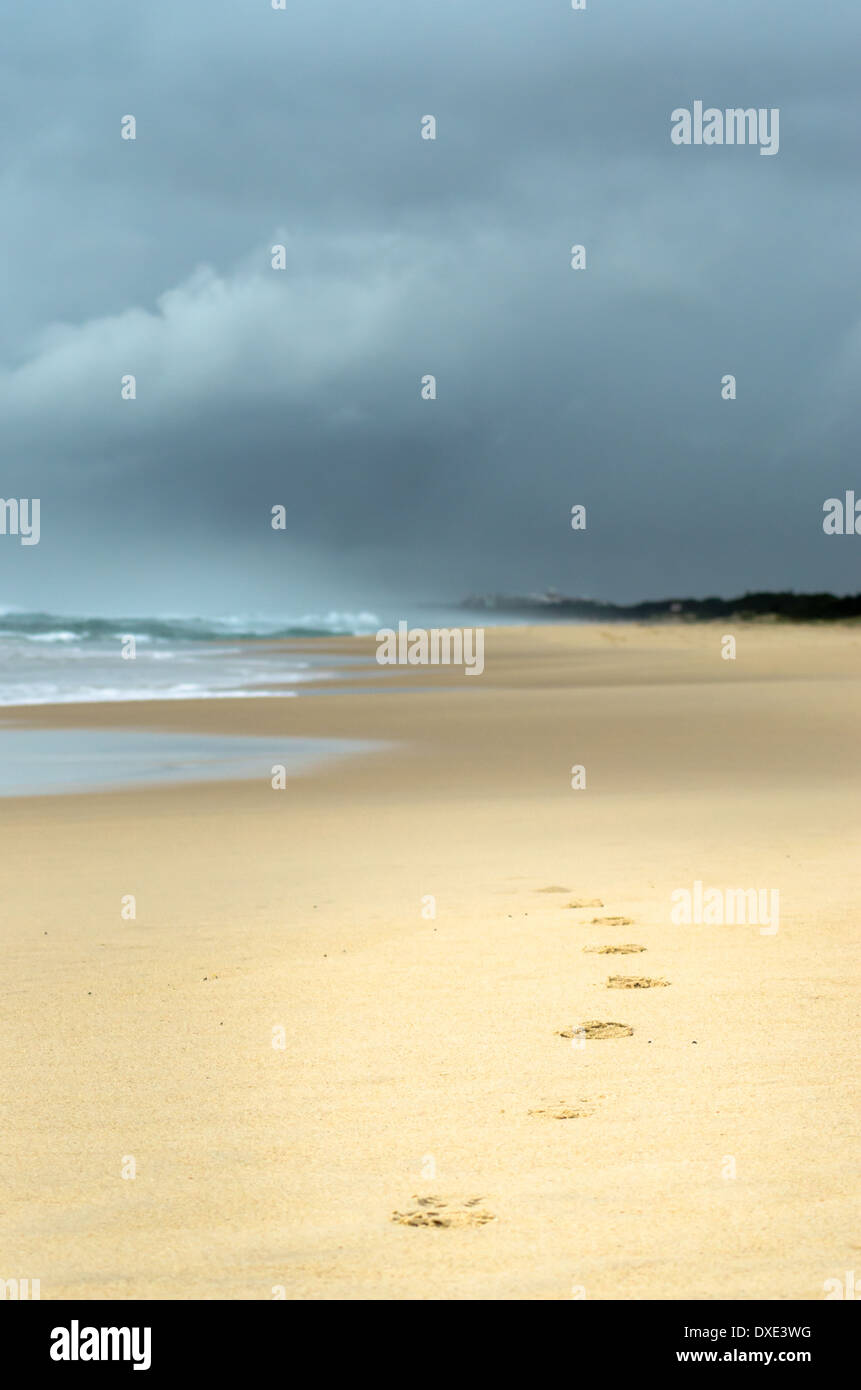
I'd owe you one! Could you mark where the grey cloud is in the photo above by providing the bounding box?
[0,0,859,613]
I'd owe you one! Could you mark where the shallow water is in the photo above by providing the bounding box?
[0,728,383,797]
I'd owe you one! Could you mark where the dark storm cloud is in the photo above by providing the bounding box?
[1,0,859,613]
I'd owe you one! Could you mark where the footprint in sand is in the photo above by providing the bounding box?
[528,1101,594,1119]
[391,1195,496,1228]
[606,975,669,989]
[556,1020,633,1040]
[590,916,634,926]
[567,898,604,908]
[537,885,571,893]
[583,943,646,954]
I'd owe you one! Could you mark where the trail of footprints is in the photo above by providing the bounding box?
[556,889,670,1043]
[391,885,671,1229]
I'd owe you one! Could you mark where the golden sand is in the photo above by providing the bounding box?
[0,623,858,1299]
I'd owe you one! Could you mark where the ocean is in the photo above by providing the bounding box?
[0,608,383,706]
[0,605,513,707]
[0,606,508,792]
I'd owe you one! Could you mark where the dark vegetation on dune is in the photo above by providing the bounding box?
[461,591,861,623]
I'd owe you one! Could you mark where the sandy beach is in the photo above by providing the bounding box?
[1,623,858,1300]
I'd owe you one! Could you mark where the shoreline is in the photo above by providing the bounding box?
[1,624,858,1298]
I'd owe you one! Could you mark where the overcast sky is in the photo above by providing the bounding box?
[1,0,859,617]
